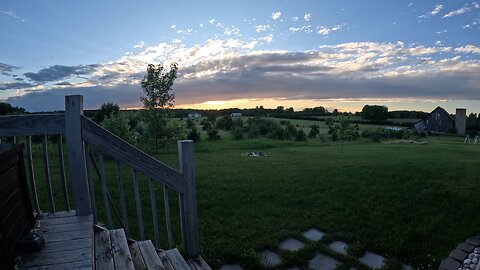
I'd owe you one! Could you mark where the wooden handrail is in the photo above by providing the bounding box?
[80,115,185,193]
[0,114,65,136]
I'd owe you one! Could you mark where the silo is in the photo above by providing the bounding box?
[456,108,466,135]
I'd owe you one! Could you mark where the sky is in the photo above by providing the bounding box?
[0,0,479,114]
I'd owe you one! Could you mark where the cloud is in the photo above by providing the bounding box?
[317,24,345,36]
[209,19,216,24]
[455,45,480,54]
[255,25,271,32]
[262,34,273,43]
[408,2,413,7]
[418,4,443,19]
[443,2,479,18]
[271,12,281,20]
[133,41,145,48]
[23,64,100,83]
[291,16,299,21]
[224,26,241,36]
[170,24,176,29]
[5,40,480,111]
[0,63,20,76]
[304,13,311,21]
[443,6,471,18]
[0,9,25,22]
[0,82,37,91]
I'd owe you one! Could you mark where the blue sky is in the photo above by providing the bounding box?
[1,0,479,113]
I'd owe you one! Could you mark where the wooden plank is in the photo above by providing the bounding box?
[37,210,77,219]
[85,144,98,223]
[65,95,91,216]
[34,237,92,254]
[81,116,184,193]
[158,250,175,270]
[95,229,114,270]
[149,178,160,247]
[39,220,93,234]
[129,241,147,270]
[132,169,145,240]
[0,113,65,136]
[138,240,164,270]
[57,134,70,210]
[165,248,190,270]
[42,135,55,212]
[22,260,92,270]
[98,152,113,229]
[41,228,91,243]
[109,229,135,270]
[164,185,174,248]
[116,160,130,236]
[21,247,91,267]
[186,256,212,270]
[26,136,39,211]
[178,140,199,257]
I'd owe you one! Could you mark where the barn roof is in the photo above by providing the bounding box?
[414,106,454,124]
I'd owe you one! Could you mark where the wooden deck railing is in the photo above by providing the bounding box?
[0,95,200,258]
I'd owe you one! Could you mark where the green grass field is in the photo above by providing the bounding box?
[22,124,480,270]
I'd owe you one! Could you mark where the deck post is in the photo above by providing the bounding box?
[178,140,200,258]
[65,95,91,216]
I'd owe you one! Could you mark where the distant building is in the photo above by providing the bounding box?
[188,112,202,118]
[230,113,242,117]
[455,108,466,135]
[413,106,454,133]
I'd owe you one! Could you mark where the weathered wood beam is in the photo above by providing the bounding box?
[80,116,184,193]
[0,114,65,136]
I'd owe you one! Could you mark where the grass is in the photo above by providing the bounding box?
[20,128,480,270]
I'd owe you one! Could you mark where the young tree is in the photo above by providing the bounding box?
[140,63,183,153]
[93,102,119,123]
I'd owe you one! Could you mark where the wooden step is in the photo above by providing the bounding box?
[129,240,164,270]
[95,228,134,270]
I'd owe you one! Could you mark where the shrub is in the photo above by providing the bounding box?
[207,128,221,140]
[308,125,320,138]
[295,130,307,141]
[231,127,244,140]
[187,127,201,142]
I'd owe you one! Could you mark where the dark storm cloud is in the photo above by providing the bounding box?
[0,82,36,90]
[7,84,142,111]
[6,48,480,111]
[23,64,100,83]
[0,63,20,76]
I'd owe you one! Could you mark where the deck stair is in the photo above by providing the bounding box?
[95,226,210,270]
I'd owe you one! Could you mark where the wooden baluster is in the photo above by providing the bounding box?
[163,185,174,248]
[132,169,145,240]
[57,134,70,210]
[85,144,97,223]
[116,160,129,236]
[26,136,39,211]
[178,140,199,257]
[149,178,160,247]
[42,135,55,212]
[98,152,112,229]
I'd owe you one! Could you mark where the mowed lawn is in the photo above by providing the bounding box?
[24,132,480,269]
[182,135,480,269]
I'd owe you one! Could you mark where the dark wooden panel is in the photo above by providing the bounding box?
[0,114,65,136]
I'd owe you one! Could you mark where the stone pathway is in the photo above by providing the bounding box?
[439,235,480,270]
[219,227,413,269]
[359,251,386,269]
[309,252,341,270]
[279,238,305,252]
[328,241,348,256]
[259,250,282,268]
